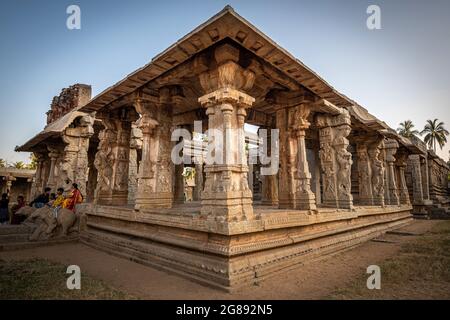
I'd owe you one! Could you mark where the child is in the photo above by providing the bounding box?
[52,188,66,218]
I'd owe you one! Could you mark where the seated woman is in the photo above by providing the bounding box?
[10,195,26,225]
[62,183,83,212]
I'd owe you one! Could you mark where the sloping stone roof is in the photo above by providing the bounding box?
[15,110,86,152]
[79,6,354,113]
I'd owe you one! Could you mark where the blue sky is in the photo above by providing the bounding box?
[1,0,449,163]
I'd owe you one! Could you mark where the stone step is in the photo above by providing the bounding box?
[0,225,33,236]
[0,233,30,242]
[0,237,78,252]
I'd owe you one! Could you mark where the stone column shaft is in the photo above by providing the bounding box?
[384,139,400,205]
[293,105,316,210]
[259,126,279,206]
[410,154,424,204]
[199,88,254,222]
[421,157,430,201]
[356,143,374,205]
[46,149,59,190]
[368,139,385,206]
[193,163,203,201]
[134,96,174,210]
[317,109,353,209]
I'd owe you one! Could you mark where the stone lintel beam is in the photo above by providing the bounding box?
[314,99,342,116]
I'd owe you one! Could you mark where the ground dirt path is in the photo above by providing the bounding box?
[0,220,439,299]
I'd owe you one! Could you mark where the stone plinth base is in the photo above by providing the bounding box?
[78,203,412,291]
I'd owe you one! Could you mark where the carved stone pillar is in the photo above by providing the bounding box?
[421,157,430,201]
[5,176,15,194]
[277,108,296,208]
[60,114,94,196]
[128,125,142,205]
[384,139,400,205]
[260,126,278,206]
[368,139,385,206]
[316,109,353,209]
[32,154,45,198]
[134,94,174,210]
[333,115,353,209]
[94,114,132,206]
[47,147,59,190]
[409,155,424,205]
[293,104,316,210]
[356,142,373,205]
[193,163,203,201]
[197,43,256,222]
[174,164,185,204]
[396,152,410,205]
[381,148,390,204]
[199,88,254,221]
[317,119,338,208]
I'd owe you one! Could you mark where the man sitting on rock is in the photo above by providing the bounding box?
[29,187,51,208]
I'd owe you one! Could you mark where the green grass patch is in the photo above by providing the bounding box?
[327,221,450,300]
[0,258,136,300]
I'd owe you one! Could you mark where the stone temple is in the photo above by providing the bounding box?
[14,7,450,291]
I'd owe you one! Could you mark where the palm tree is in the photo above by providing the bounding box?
[397,120,419,138]
[420,119,449,152]
[26,154,38,170]
[13,161,25,169]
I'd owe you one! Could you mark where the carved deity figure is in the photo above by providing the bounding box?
[370,148,385,197]
[336,148,352,197]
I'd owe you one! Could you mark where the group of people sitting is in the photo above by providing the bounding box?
[0,183,83,225]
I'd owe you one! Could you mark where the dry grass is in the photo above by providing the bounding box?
[328,220,450,299]
[0,258,136,300]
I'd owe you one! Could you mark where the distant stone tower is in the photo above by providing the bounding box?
[46,84,91,125]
